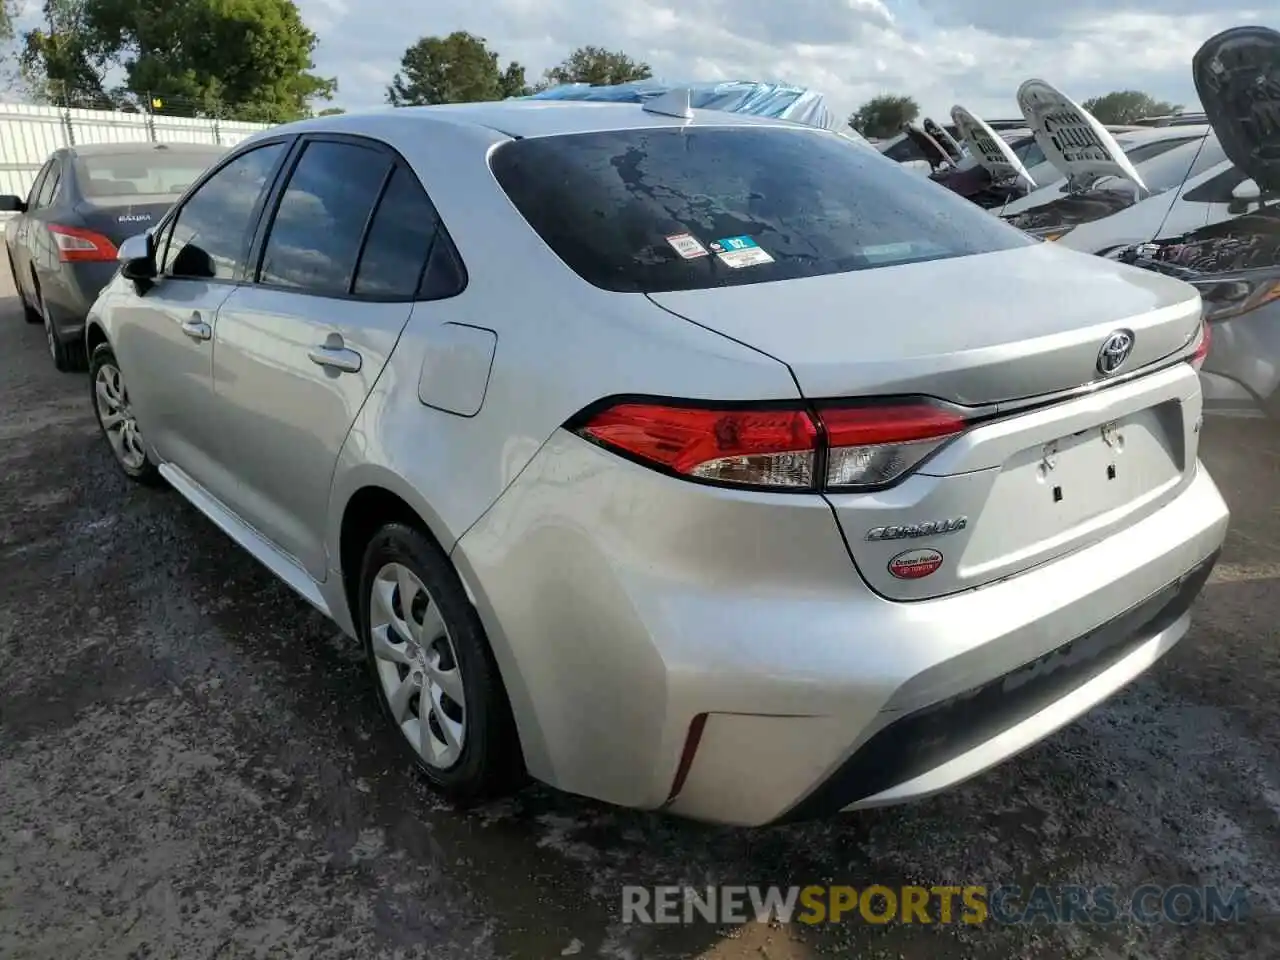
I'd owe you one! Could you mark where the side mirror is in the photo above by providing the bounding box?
[117,233,157,285]
[0,194,27,213]
[1228,177,1262,215]
[1232,178,1260,202]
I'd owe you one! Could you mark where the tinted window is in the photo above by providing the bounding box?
[352,166,439,298]
[883,136,925,163]
[36,161,61,208]
[74,150,224,199]
[1123,136,1200,166]
[1122,137,1228,194]
[1013,139,1046,168]
[1183,164,1249,204]
[490,126,1035,294]
[163,142,286,280]
[26,160,52,208]
[259,140,391,295]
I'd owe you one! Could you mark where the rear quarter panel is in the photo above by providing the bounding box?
[323,116,800,575]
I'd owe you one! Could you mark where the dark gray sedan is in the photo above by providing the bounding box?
[1,142,226,370]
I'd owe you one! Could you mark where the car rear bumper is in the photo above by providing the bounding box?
[454,434,1229,826]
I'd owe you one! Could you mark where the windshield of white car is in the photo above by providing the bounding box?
[490,126,1036,294]
[74,151,225,199]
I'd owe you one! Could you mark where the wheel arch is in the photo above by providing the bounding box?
[332,475,547,778]
[85,319,109,356]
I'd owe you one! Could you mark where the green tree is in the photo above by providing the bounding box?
[18,0,109,107]
[316,105,345,116]
[387,31,529,105]
[848,94,919,139]
[1081,90,1182,125]
[71,0,335,121]
[541,45,651,87]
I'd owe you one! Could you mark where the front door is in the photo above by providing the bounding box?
[207,138,447,579]
[111,140,291,485]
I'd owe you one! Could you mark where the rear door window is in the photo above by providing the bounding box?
[351,165,461,299]
[258,139,392,296]
[490,125,1034,294]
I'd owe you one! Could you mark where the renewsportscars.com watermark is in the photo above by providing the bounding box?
[621,884,1250,926]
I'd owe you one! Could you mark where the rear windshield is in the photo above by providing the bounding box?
[75,150,225,199]
[489,126,1036,293]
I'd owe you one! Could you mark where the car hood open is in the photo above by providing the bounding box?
[922,117,964,162]
[1017,78,1148,191]
[951,104,1037,189]
[1194,25,1280,194]
[902,123,952,169]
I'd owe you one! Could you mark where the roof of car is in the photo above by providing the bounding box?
[278,100,813,142]
[67,141,227,157]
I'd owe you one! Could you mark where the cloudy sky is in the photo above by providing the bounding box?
[295,0,1266,121]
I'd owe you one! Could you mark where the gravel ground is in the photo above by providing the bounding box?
[2,266,1279,960]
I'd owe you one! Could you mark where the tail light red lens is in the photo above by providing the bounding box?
[1190,321,1211,370]
[820,404,969,488]
[49,224,118,262]
[575,399,969,491]
[579,403,818,488]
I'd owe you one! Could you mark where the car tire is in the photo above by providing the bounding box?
[9,253,40,324]
[89,342,162,486]
[358,522,525,804]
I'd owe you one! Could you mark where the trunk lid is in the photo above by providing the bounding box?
[646,242,1202,405]
[922,117,964,163]
[75,195,177,246]
[1017,79,1149,192]
[1193,25,1280,194]
[951,104,1038,189]
[650,246,1205,601]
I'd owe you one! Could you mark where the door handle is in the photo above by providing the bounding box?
[308,344,362,373]
[181,313,211,341]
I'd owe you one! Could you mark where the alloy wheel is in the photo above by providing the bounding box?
[369,562,468,769]
[94,362,147,471]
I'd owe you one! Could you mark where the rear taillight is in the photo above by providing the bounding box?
[48,224,117,262]
[819,404,969,488]
[574,399,969,492]
[1190,321,1210,370]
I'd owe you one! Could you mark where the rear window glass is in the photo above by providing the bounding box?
[490,126,1035,293]
[75,150,225,199]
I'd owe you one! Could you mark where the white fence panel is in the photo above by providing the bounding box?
[0,101,273,202]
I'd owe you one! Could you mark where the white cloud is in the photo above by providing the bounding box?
[298,2,1263,122]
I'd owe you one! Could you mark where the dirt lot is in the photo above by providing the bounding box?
[2,265,1279,960]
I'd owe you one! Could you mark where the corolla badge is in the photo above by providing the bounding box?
[117,213,151,223]
[1096,329,1135,376]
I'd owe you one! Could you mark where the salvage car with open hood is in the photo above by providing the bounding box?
[1115,25,1280,418]
[999,80,1215,238]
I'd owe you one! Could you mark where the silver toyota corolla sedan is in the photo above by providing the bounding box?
[84,98,1229,826]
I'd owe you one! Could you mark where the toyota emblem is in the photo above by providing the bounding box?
[1097,330,1135,376]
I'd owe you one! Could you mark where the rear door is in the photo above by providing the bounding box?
[7,158,51,293]
[205,136,457,580]
[18,155,65,294]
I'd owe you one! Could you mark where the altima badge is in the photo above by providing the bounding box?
[866,517,967,541]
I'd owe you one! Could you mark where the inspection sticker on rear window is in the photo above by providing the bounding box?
[710,235,774,268]
[665,233,709,259]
